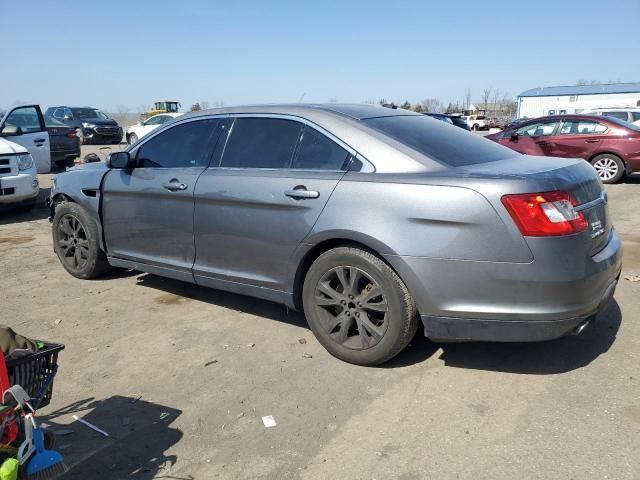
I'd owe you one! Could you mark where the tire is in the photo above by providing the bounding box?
[590,153,625,184]
[302,246,418,365]
[471,124,479,132]
[52,202,111,279]
[128,133,138,145]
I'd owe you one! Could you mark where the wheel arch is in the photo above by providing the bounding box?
[289,233,404,311]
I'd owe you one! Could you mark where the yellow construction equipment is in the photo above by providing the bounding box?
[140,101,180,121]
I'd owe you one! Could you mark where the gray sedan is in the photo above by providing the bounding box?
[49,104,622,365]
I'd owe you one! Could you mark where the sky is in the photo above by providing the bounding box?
[2,0,639,113]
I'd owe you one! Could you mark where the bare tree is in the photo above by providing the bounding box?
[199,101,210,110]
[491,88,501,108]
[190,103,202,112]
[464,88,472,110]
[481,87,492,112]
[576,79,600,85]
[328,97,339,103]
[400,100,412,110]
[413,104,424,113]
[212,100,225,108]
[136,104,150,114]
[420,98,442,113]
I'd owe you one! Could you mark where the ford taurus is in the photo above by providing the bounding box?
[49,104,622,365]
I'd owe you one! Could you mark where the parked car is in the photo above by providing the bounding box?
[462,114,487,131]
[504,117,529,129]
[49,104,621,365]
[0,137,39,211]
[44,106,123,145]
[446,114,471,131]
[486,114,640,183]
[45,115,80,169]
[126,113,182,144]
[580,108,640,126]
[0,105,51,173]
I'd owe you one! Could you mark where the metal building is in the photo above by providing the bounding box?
[517,83,640,118]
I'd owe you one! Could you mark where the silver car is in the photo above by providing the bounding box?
[49,104,622,365]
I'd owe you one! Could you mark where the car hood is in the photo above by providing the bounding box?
[0,137,28,155]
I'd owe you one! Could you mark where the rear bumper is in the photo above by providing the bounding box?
[51,149,79,162]
[422,273,618,342]
[0,173,39,204]
[386,228,623,342]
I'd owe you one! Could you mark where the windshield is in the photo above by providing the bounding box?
[363,115,515,167]
[71,108,108,120]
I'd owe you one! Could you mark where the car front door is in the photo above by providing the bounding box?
[193,117,351,301]
[102,118,222,281]
[502,119,559,156]
[551,118,609,159]
[0,105,51,173]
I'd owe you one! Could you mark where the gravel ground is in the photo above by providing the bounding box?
[0,149,638,479]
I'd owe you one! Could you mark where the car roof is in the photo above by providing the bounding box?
[185,103,418,121]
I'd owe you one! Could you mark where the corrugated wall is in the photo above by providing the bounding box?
[518,93,640,118]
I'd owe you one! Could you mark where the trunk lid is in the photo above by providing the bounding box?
[460,155,610,255]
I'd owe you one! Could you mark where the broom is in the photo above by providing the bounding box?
[24,416,67,479]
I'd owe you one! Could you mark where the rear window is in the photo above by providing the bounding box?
[363,115,514,167]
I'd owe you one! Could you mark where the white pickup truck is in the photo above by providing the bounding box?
[0,137,39,211]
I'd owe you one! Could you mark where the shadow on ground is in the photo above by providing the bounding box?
[0,187,51,225]
[135,273,621,373]
[436,300,622,375]
[40,395,184,479]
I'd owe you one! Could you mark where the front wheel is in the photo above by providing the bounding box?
[128,133,138,145]
[302,246,418,365]
[471,124,479,132]
[52,202,111,279]
[591,154,624,184]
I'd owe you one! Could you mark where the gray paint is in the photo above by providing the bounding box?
[49,103,623,342]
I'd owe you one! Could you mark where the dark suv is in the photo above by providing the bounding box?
[45,106,123,145]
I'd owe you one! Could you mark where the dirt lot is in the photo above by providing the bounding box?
[1,148,639,479]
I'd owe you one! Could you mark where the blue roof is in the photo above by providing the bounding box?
[518,82,640,98]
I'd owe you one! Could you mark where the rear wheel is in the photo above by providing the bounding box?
[128,133,138,145]
[591,154,624,184]
[302,246,418,365]
[52,202,111,279]
[471,124,479,132]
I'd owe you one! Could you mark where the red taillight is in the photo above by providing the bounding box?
[66,131,76,139]
[501,191,588,237]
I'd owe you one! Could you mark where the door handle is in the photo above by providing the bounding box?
[585,139,601,143]
[34,138,45,143]
[163,180,188,192]
[285,187,320,199]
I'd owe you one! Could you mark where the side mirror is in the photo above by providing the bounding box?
[0,125,22,137]
[107,151,136,169]
[510,131,519,140]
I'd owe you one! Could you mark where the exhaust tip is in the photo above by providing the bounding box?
[571,318,592,336]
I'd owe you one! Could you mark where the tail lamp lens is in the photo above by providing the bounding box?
[501,191,588,237]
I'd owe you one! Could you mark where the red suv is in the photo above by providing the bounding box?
[486,114,640,183]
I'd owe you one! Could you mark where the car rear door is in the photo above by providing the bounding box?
[192,116,350,299]
[102,118,222,281]
[551,118,608,159]
[502,119,559,156]
[0,105,51,173]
